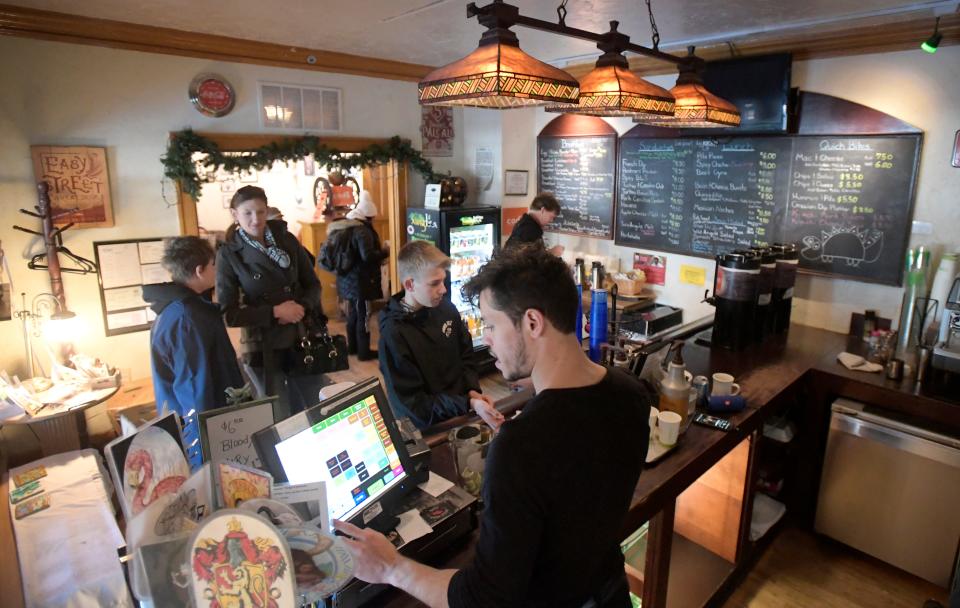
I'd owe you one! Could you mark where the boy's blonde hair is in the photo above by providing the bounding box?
[398,240,450,283]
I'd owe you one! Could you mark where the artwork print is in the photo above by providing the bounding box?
[217,461,272,508]
[239,498,303,527]
[31,145,114,228]
[123,425,190,517]
[282,524,354,601]
[420,106,454,157]
[189,510,295,608]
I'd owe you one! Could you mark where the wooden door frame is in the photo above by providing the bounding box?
[172,131,406,291]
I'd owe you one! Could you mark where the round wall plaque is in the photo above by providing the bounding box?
[188,73,235,117]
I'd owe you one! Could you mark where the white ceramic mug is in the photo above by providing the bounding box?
[711,372,741,396]
[658,411,681,446]
[649,406,659,437]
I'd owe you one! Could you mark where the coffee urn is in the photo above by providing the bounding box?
[749,246,777,342]
[770,243,799,334]
[711,252,761,351]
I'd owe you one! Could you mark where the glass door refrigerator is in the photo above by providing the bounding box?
[406,206,501,363]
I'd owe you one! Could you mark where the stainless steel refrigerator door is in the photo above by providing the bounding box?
[815,403,960,588]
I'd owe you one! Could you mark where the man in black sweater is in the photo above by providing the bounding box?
[338,244,652,608]
[504,192,564,256]
[378,241,503,430]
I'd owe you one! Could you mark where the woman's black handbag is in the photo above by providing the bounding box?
[288,318,349,375]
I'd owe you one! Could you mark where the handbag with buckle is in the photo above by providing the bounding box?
[288,316,349,375]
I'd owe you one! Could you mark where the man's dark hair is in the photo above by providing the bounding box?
[530,192,561,213]
[463,244,577,333]
[161,236,215,284]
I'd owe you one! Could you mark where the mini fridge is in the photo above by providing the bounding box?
[406,206,501,360]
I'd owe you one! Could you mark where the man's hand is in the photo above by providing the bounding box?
[273,300,305,324]
[334,520,401,585]
[469,390,504,431]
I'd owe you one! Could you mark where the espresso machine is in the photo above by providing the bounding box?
[932,272,960,374]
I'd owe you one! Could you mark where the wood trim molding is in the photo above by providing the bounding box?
[565,13,960,78]
[0,3,432,82]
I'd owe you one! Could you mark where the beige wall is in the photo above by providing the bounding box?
[0,36,467,382]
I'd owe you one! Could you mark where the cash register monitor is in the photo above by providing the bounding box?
[252,377,416,532]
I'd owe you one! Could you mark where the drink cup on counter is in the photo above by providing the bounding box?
[711,372,741,396]
[649,406,659,437]
[658,411,682,446]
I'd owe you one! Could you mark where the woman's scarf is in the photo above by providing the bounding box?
[237,225,291,269]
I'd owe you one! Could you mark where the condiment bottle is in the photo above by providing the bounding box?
[658,342,691,429]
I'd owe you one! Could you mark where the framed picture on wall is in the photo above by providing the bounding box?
[504,170,528,196]
[31,145,114,228]
[952,130,960,168]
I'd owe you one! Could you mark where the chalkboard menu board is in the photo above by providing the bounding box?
[616,135,921,285]
[538,135,617,238]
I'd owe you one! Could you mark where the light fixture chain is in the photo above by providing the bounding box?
[557,0,568,26]
[645,0,661,51]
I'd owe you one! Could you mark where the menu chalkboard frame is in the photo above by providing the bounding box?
[537,114,619,240]
[613,132,923,287]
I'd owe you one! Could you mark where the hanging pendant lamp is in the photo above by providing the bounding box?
[643,47,741,128]
[546,21,674,118]
[418,1,579,109]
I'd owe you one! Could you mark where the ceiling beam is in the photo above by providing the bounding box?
[564,13,960,78]
[0,3,433,82]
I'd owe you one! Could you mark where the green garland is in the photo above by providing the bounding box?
[162,129,441,200]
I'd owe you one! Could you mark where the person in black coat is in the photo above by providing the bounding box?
[329,192,388,361]
[504,192,565,256]
[377,241,503,430]
[216,185,328,415]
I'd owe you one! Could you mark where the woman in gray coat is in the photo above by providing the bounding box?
[216,186,328,415]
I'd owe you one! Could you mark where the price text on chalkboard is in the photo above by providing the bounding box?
[538,135,617,239]
[615,135,920,285]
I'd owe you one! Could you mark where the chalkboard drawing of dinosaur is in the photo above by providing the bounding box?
[801,227,884,266]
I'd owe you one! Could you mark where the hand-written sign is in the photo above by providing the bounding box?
[538,135,617,239]
[31,145,114,228]
[199,398,277,468]
[615,135,921,285]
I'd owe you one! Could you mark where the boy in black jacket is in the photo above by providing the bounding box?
[378,241,503,430]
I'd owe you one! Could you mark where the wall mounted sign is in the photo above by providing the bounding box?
[420,106,454,157]
[504,169,528,195]
[189,73,236,117]
[31,145,114,228]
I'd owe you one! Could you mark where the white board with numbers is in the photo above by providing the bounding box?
[198,398,277,468]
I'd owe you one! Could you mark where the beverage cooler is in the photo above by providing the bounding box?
[406,206,501,360]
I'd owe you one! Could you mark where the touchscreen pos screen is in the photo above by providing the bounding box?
[275,392,406,525]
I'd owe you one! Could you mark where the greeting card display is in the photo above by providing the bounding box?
[239,498,303,527]
[215,461,272,508]
[188,510,296,608]
[281,524,354,602]
[105,412,189,518]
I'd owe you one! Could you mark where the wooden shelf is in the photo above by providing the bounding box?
[667,533,736,608]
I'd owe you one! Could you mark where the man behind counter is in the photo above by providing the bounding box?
[338,244,653,608]
[378,241,503,431]
[504,192,564,256]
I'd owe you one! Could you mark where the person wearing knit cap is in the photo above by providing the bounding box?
[326,191,388,360]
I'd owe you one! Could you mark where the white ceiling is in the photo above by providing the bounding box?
[10,0,957,67]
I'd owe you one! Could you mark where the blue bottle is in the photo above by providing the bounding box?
[576,284,583,344]
[589,289,608,362]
